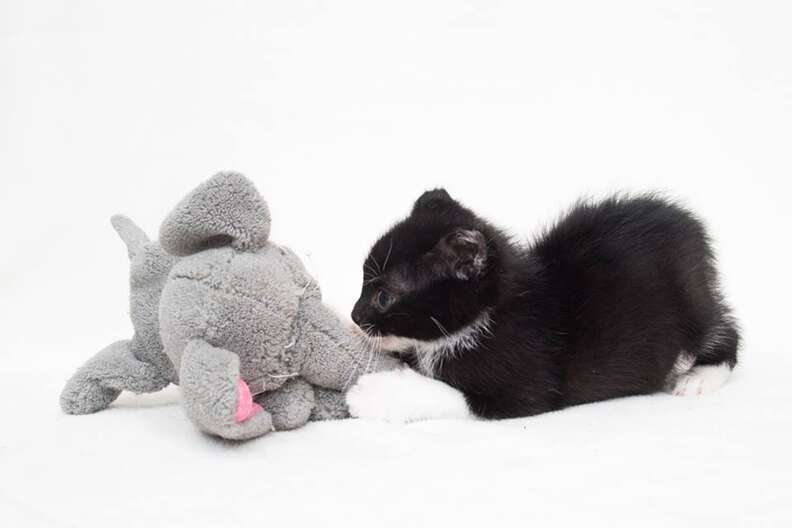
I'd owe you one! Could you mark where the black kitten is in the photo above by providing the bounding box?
[350,189,739,419]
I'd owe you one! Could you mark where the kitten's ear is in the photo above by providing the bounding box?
[413,188,453,213]
[434,229,488,280]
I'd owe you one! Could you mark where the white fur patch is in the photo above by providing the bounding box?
[346,367,472,423]
[377,335,416,352]
[670,364,732,396]
[380,311,493,377]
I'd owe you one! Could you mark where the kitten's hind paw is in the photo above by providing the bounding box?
[670,364,732,396]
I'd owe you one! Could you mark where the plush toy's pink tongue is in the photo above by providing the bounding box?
[235,380,263,423]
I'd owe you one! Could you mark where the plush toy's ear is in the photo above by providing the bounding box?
[159,172,271,256]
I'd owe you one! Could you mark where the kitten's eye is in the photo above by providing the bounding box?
[373,289,395,312]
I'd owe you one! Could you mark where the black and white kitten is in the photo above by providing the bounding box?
[345,189,739,422]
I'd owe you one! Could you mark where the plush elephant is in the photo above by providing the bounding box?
[61,172,399,440]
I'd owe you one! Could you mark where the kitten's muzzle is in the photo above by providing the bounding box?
[351,299,369,327]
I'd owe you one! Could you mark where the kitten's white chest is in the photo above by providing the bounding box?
[411,311,494,377]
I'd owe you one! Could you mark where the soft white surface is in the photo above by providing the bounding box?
[2,1,791,526]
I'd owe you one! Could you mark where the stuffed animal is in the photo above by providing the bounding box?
[61,172,399,440]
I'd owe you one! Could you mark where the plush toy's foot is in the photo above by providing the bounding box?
[180,340,274,441]
[257,377,315,430]
[61,340,171,415]
[311,387,349,421]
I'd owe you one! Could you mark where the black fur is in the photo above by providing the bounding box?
[352,191,739,419]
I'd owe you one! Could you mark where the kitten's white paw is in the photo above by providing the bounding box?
[346,367,472,423]
[671,364,732,396]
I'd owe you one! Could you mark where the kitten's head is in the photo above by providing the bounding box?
[352,189,501,349]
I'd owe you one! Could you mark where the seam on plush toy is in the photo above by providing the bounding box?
[206,250,237,346]
[170,272,287,315]
[288,280,312,373]
[168,277,214,348]
[171,266,297,315]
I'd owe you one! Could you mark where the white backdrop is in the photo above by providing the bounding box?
[1,2,791,527]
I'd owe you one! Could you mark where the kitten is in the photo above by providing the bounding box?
[346,189,739,422]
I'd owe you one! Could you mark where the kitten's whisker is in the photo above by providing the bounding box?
[430,316,451,339]
[382,238,394,272]
[363,262,380,281]
[369,254,382,275]
[343,329,376,391]
[362,332,377,375]
[360,323,378,339]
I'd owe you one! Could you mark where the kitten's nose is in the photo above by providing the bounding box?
[351,299,366,326]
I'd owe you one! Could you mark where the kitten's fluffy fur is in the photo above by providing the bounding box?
[351,190,739,419]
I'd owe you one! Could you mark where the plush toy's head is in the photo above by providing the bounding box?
[157,173,314,391]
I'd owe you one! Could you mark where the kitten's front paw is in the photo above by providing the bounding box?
[346,370,401,422]
[346,367,472,423]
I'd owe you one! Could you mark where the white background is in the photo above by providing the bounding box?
[1,1,790,527]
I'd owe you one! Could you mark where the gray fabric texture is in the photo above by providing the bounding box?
[61,172,400,440]
[258,377,315,431]
[310,387,350,421]
[60,339,171,415]
[180,340,275,440]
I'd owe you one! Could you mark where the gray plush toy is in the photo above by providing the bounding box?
[61,172,399,440]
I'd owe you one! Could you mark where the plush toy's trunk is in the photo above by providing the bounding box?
[296,299,402,392]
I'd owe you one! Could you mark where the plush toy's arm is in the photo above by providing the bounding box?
[179,340,275,440]
[297,300,402,392]
[60,340,171,415]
